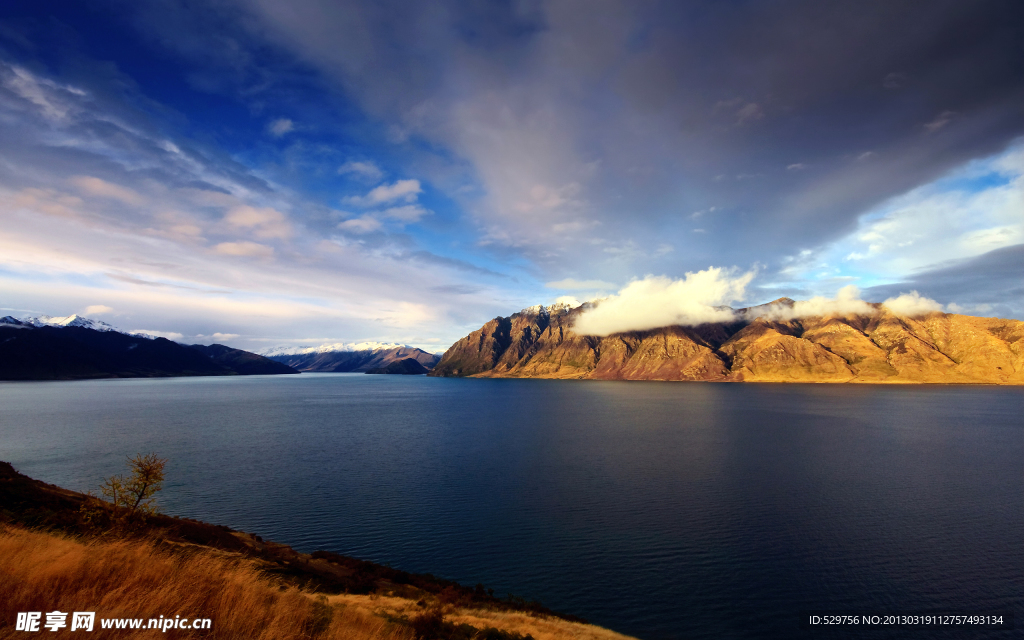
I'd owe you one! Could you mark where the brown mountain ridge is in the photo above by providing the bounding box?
[429,301,1024,384]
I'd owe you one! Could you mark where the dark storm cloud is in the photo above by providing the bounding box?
[865,244,1024,319]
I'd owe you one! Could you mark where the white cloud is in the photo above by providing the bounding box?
[573,268,754,336]
[882,291,943,317]
[212,332,240,341]
[806,144,1024,281]
[338,160,384,182]
[552,296,582,308]
[751,285,874,321]
[268,118,294,136]
[946,302,993,315]
[83,304,114,316]
[345,179,421,207]
[214,241,274,258]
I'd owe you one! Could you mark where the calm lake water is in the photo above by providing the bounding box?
[1,374,1022,639]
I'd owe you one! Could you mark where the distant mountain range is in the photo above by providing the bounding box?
[0,313,441,380]
[265,344,440,373]
[429,301,1024,384]
[260,341,411,357]
[0,316,296,380]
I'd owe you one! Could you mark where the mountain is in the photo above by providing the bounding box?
[267,345,440,372]
[429,302,1024,384]
[187,344,299,376]
[0,317,298,380]
[365,358,430,375]
[260,341,406,358]
[18,314,121,332]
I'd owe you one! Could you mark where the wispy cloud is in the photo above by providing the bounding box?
[213,241,274,258]
[338,160,384,182]
[345,179,422,207]
[268,118,294,136]
[224,206,293,240]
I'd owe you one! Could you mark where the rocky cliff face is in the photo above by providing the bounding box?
[430,303,1024,384]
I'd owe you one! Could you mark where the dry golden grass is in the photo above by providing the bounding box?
[0,526,638,640]
[328,594,640,640]
[0,525,411,640]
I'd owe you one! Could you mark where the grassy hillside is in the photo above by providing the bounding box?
[0,462,636,640]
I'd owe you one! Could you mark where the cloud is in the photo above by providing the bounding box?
[945,302,993,315]
[337,215,382,233]
[751,285,874,321]
[806,144,1024,280]
[735,102,764,125]
[2,65,85,120]
[268,118,294,136]
[83,304,114,315]
[345,179,422,207]
[212,332,240,341]
[864,243,1024,320]
[84,0,1024,294]
[883,72,906,90]
[545,278,616,290]
[70,176,146,206]
[132,329,185,340]
[573,268,754,336]
[882,291,943,317]
[214,241,274,257]
[338,160,384,182]
[379,204,429,223]
[923,111,955,133]
[224,206,293,239]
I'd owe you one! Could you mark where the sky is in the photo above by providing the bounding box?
[0,0,1021,352]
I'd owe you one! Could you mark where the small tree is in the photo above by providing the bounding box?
[100,453,167,521]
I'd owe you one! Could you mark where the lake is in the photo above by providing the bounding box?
[1,374,1021,639]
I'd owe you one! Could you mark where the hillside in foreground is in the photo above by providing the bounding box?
[430,301,1024,384]
[0,462,634,640]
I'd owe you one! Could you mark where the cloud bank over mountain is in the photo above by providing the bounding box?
[573,270,753,336]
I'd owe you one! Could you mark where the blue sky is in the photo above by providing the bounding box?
[0,1,1022,351]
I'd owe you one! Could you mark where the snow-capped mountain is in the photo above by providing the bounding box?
[259,341,405,357]
[7,314,161,340]
[20,314,121,332]
[518,300,583,316]
[2,313,165,339]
